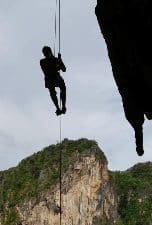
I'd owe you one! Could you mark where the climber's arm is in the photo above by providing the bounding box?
[40,59,46,75]
[58,53,66,72]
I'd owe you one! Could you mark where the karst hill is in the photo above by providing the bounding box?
[0,139,152,225]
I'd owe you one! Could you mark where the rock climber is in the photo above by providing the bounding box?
[40,46,67,116]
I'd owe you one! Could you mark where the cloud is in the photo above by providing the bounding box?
[0,0,151,171]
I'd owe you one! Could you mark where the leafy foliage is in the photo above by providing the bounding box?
[0,139,105,224]
[110,162,152,225]
[0,139,152,224]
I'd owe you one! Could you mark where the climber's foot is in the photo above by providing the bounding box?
[55,109,62,116]
[61,106,67,114]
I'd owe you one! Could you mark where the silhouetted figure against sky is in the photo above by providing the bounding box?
[40,46,66,116]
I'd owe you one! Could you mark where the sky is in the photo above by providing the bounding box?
[0,0,151,171]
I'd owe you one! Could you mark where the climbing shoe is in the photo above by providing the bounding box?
[55,109,62,116]
[61,107,67,114]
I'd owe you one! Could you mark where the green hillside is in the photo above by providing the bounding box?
[111,162,152,225]
[0,139,151,225]
[0,139,106,224]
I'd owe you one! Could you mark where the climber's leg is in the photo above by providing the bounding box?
[59,79,67,114]
[49,87,62,116]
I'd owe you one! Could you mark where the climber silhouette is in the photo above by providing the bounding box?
[40,46,66,116]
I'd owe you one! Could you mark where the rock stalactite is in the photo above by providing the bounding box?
[95,0,152,154]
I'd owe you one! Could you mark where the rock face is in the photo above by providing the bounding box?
[0,139,152,225]
[17,154,116,225]
[0,139,117,225]
[95,0,152,154]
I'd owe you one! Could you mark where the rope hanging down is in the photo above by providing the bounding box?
[54,0,62,224]
[53,0,61,55]
[59,0,61,54]
[53,0,57,56]
[59,0,62,220]
[58,1,62,224]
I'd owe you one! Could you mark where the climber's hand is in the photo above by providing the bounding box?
[58,53,61,59]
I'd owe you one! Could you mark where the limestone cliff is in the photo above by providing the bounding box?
[0,139,117,225]
[17,154,116,225]
[0,139,152,225]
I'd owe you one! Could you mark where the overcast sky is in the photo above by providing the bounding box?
[0,0,151,171]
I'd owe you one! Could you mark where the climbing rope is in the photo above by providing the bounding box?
[58,0,61,54]
[58,0,62,224]
[53,0,57,56]
[59,101,62,225]
[54,0,62,223]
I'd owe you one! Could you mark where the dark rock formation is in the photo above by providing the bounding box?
[95,0,152,155]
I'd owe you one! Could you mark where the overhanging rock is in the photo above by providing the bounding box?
[95,0,152,153]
